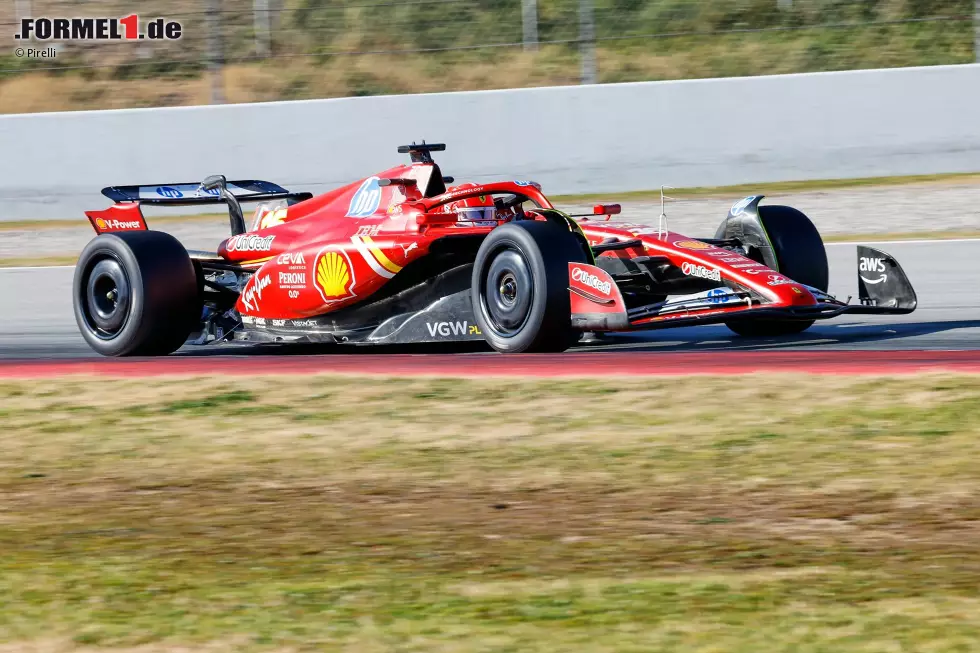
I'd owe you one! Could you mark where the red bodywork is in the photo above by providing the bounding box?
[86,203,147,234]
[573,223,815,328]
[212,163,817,329]
[86,159,828,333]
[217,166,571,321]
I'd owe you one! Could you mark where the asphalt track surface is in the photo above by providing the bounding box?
[2,239,979,375]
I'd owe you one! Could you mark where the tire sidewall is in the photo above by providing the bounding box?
[759,205,829,292]
[73,235,150,357]
[474,229,547,352]
[720,204,827,337]
[73,231,198,356]
[471,221,585,353]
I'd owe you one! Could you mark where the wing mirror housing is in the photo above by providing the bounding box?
[593,204,621,216]
[200,174,246,236]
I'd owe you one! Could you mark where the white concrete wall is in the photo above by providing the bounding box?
[2,63,979,220]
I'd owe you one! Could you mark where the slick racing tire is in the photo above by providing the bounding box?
[73,231,201,356]
[725,205,829,337]
[472,220,588,353]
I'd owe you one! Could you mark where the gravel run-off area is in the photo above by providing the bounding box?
[3,180,979,260]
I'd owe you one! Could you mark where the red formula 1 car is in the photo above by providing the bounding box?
[73,142,917,356]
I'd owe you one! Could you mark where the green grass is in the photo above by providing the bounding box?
[0,213,227,232]
[3,167,980,269]
[5,374,980,651]
[0,255,78,268]
[823,229,980,242]
[1,1,975,112]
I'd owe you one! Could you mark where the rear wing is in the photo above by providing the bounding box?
[88,176,313,237]
[102,180,312,206]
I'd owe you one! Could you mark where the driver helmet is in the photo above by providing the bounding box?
[445,183,497,226]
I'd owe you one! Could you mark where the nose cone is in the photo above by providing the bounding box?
[771,279,818,306]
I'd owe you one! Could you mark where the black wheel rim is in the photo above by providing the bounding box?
[81,256,131,339]
[480,245,533,337]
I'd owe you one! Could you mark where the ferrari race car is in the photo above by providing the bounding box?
[73,142,917,356]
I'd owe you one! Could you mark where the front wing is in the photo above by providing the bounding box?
[571,245,917,332]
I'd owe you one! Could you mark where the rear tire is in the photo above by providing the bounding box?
[724,205,828,337]
[471,221,587,353]
[73,231,201,356]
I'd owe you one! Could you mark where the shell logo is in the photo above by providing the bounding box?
[95,218,107,230]
[313,248,355,303]
[674,239,713,250]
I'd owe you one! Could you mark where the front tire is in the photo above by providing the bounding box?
[724,204,828,337]
[73,231,201,356]
[471,221,587,353]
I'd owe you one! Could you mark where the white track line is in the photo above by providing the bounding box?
[0,238,978,272]
[827,238,980,246]
[0,265,75,271]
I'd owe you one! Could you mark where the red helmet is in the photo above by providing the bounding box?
[444,183,496,225]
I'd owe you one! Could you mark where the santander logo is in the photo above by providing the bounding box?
[571,266,612,295]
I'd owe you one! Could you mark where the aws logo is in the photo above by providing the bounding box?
[313,247,356,303]
[859,256,888,285]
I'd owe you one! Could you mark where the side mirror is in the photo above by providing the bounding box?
[377,178,418,188]
[201,174,227,192]
[200,174,245,236]
[593,204,621,216]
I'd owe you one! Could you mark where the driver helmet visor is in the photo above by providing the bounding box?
[455,206,496,225]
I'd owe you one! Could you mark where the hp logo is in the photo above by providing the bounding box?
[156,186,184,199]
[346,177,382,218]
